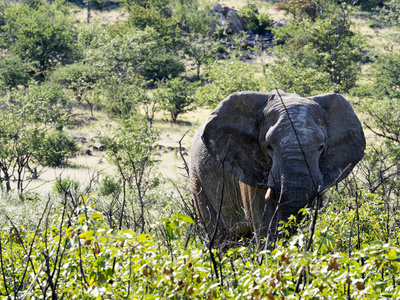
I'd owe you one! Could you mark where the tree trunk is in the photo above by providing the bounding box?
[87,0,92,24]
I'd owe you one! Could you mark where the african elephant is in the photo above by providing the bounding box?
[190,90,365,245]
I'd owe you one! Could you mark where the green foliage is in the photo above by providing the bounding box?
[125,4,180,47]
[0,0,77,78]
[371,52,400,99]
[99,175,122,197]
[101,117,159,231]
[196,59,263,107]
[53,177,80,196]
[0,54,33,91]
[273,13,363,90]
[173,0,215,35]
[99,78,146,119]
[237,4,272,34]
[141,53,185,81]
[1,192,400,298]
[375,0,400,25]
[51,63,101,101]
[35,130,78,167]
[156,77,198,122]
[266,55,336,96]
[0,82,71,193]
[84,27,167,82]
[183,35,216,79]
[76,17,111,49]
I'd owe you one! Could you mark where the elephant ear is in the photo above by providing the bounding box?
[310,93,366,187]
[202,91,273,189]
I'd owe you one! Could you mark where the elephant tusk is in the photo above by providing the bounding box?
[265,188,273,201]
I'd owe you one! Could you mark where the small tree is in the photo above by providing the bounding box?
[101,117,159,231]
[273,4,363,90]
[156,77,198,122]
[51,63,101,102]
[183,36,215,79]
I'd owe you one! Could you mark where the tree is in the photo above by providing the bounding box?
[0,85,76,193]
[51,63,101,102]
[273,4,363,90]
[1,0,77,79]
[183,36,215,79]
[156,77,198,122]
[101,117,159,231]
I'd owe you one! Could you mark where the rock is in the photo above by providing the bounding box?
[93,143,106,151]
[274,19,287,29]
[210,3,244,34]
[361,56,372,64]
[226,9,244,34]
[84,148,92,156]
[210,2,223,14]
[244,37,256,48]
[74,136,87,143]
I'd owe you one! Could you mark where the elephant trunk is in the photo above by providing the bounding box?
[269,166,323,231]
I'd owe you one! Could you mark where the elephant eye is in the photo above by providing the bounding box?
[318,144,325,152]
[266,145,273,153]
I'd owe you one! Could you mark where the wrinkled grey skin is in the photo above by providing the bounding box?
[190,90,365,245]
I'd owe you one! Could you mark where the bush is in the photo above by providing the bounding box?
[237,4,272,34]
[196,59,263,107]
[276,0,327,20]
[156,77,198,122]
[140,54,185,81]
[53,177,80,196]
[51,63,101,101]
[35,130,78,167]
[100,175,122,197]
[266,57,336,96]
[273,15,363,90]
[0,54,33,90]
[371,52,400,99]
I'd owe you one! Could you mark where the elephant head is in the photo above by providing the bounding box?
[191,90,365,243]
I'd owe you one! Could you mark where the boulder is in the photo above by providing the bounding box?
[226,10,244,34]
[209,3,244,34]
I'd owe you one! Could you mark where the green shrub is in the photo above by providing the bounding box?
[371,52,400,99]
[53,177,80,195]
[216,45,227,53]
[35,130,78,167]
[156,77,198,122]
[237,4,272,34]
[196,59,263,107]
[0,54,33,90]
[140,54,185,81]
[0,0,77,78]
[273,15,363,90]
[51,63,101,101]
[266,56,336,96]
[100,175,122,197]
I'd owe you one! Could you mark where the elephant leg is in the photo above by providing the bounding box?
[192,180,226,243]
[239,181,278,247]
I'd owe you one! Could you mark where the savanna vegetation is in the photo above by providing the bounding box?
[0,0,399,297]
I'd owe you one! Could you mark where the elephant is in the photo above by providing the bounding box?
[190,90,365,246]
